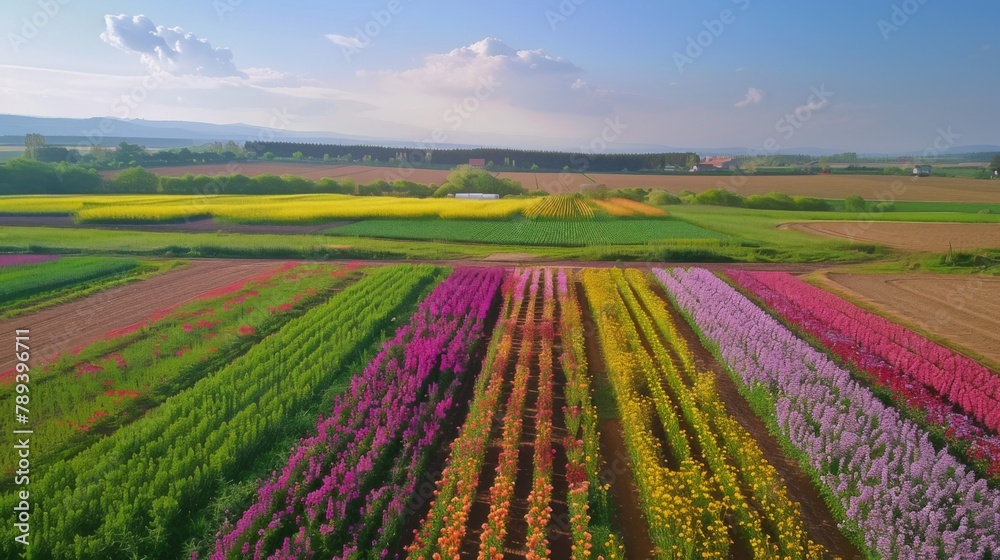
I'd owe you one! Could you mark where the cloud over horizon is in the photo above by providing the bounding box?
[101,14,247,78]
[364,37,612,116]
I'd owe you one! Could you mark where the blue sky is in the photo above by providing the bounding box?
[1,0,997,151]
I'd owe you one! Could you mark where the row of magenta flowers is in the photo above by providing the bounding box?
[209,267,504,559]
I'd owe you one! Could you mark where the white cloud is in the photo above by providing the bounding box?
[368,37,609,115]
[734,87,764,108]
[101,14,247,78]
[326,34,366,50]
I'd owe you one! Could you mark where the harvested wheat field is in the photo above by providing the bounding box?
[788,221,1000,252]
[817,272,1000,367]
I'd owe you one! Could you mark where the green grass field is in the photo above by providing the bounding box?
[666,205,1000,246]
[0,257,187,319]
[0,225,890,263]
[325,218,727,247]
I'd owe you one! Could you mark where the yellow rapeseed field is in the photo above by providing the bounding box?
[0,194,536,223]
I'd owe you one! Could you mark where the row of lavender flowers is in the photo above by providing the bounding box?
[654,267,1000,560]
[208,267,505,560]
[728,270,1000,476]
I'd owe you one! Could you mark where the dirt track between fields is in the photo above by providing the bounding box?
[0,259,281,373]
[788,221,1000,252]
[817,272,1000,368]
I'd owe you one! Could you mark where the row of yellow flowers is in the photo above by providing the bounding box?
[583,269,830,559]
[559,270,626,560]
[617,269,829,559]
[583,269,728,558]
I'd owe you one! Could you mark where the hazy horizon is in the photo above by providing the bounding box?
[2,1,998,154]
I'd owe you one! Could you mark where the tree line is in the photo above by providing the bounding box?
[244,141,697,172]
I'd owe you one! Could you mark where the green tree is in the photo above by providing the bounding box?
[432,167,526,197]
[991,154,1000,174]
[530,163,539,170]
[844,195,867,212]
[292,151,304,160]
[111,166,159,193]
[647,190,681,205]
[24,133,45,159]
[113,142,148,165]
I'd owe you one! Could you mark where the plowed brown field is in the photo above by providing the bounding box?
[818,273,1000,368]
[788,221,1000,252]
[121,164,1000,202]
[0,259,282,372]
[499,172,1000,202]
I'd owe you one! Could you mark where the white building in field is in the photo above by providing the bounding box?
[455,193,500,200]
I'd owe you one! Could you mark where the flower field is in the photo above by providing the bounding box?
[582,269,826,559]
[407,268,623,560]
[210,267,504,558]
[6,264,1000,560]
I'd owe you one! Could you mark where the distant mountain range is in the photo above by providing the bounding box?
[2,114,997,157]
